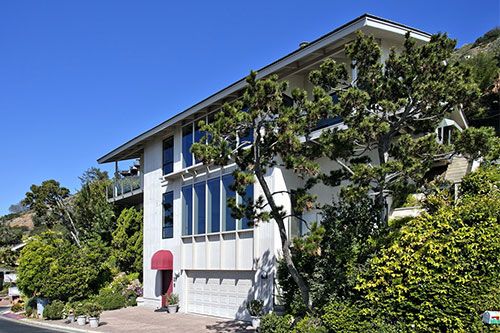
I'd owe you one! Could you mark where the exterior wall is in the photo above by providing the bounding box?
[141,127,276,316]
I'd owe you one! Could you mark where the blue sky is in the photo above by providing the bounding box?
[0,1,498,215]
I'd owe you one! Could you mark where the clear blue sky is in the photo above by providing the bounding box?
[1,1,498,215]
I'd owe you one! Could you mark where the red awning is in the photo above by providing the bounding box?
[151,250,173,270]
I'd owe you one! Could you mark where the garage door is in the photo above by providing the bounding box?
[186,270,255,319]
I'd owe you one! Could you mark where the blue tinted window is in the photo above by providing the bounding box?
[222,174,236,231]
[207,178,220,233]
[194,182,206,235]
[162,191,174,239]
[182,125,193,168]
[182,186,192,235]
[194,121,204,164]
[163,136,174,175]
[239,184,254,230]
[239,107,253,147]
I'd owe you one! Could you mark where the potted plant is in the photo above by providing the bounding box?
[166,293,179,313]
[246,299,264,329]
[64,302,75,323]
[74,303,86,326]
[85,302,103,328]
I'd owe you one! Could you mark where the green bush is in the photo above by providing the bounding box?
[166,293,179,305]
[43,300,65,320]
[10,302,24,313]
[84,302,103,318]
[357,166,500,331]
[259,313,292,333]
[25,306,34,318]
[17,232,111,302]
[94,287,127,310]
[111,208,143,275]
[277,194,382,315]
[74,303,87,317]
[460,164,500,196]
[292,316,327,333]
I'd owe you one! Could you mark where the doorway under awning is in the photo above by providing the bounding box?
[151,250,173,270]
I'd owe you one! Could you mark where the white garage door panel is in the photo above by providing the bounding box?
[187,270,255,319]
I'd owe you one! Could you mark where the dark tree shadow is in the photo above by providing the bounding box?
[205,319,255,332]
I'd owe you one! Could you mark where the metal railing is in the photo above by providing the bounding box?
[107,175,141,199]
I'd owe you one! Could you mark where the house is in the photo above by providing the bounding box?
[97,14,468,320]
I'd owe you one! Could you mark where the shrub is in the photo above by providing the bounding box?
[74,303,87,317]
[166,293,179,305]
[25,306,34,318]
[111,208,143,275]
[10,302,24,313]
[259,313,292,333]
[43,300,65,320]
[85,302,103,318]
[278,194,382,315]
[460,164,500,196]
[17,232,111,301]
[320,300,399,333]
[24,297,37,316]
[357,166,500,331]
[292,316,327,333]
[94,287,127,310]
[63,302,75,318]
[246,299,263,317]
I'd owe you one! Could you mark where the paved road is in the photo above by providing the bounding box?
[0,317,63,333]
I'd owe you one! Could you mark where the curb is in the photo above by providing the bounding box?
[0,314,106,333]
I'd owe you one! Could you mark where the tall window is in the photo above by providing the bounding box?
[239,184,254,230]
[207,177,220,233]
[162,191,174,239]
[194,121,204,164]
[163,136,174,175]
[194,181,206,234]
[181,175,254,236]
[182,125,193,168]
[222,174,236,231]
[182,186,193,235]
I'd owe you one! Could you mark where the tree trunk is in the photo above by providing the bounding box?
[377,137,391,226]
[255,171,311,310]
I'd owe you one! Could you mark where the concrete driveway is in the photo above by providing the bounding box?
[48,306,255,333]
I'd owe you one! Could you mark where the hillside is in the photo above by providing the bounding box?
[454,27,500,133]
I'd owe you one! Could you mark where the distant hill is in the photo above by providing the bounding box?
[4,212,34,230]
[454,27,500,134]
[454,27,500,59]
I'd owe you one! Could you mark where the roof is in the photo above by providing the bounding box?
[97,14,431,164]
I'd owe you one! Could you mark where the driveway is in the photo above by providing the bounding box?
[45,306,255,333]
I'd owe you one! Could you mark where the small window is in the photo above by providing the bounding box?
[162,191,174,239]
[163,136,174,175]
[182,125,194,168]
[182,186,193,235]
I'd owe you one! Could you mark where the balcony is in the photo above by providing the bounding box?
[107,174,143,206]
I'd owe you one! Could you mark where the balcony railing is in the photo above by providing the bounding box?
[107,175,142,200]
